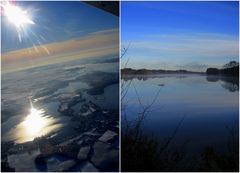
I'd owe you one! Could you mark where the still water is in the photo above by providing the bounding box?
[122,74,239,154]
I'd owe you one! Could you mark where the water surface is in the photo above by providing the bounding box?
[122,74,239,154]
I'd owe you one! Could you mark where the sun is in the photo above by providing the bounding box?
[1,1,34,29]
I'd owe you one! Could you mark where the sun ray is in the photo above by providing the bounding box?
[1,1,34,28]
[1,0,35,42]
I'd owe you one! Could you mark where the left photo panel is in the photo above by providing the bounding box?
[1,1,119,172]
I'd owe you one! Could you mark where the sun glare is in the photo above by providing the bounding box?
[2,2,34,28]
[5,100,62,143]
[23,107,46,135]
[1,1,35,41]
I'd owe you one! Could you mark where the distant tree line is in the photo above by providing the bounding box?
[206,61,239,76]
[121,68,203,75]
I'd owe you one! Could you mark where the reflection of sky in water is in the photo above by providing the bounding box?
[122,75,239,153]
[3,103,62,144]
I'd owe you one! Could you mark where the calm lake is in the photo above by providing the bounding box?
[122,74,239,155]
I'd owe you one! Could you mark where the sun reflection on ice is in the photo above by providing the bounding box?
[23,107,48,135]
[8,101,63,143]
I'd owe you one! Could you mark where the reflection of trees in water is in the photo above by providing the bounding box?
[222,83,238,92]
[124,75,239,92]
[122,76,239,171]
[122,74,190,82]
[122,75,163,81]
[206,76,239,92]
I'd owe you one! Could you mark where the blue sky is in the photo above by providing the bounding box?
[2,1,119,72]
[2,1,118,53]
[121,1,239,71]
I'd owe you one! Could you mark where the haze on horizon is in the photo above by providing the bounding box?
[121,1,239,72]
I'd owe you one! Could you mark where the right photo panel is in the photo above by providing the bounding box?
[121,1,239,172]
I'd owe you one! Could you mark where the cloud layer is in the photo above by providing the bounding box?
[2,28,119,72]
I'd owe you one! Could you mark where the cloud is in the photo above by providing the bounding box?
[122,33,238,71]
[124,33,239,58]
[2,28,119,72]
[90,28,119,35]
